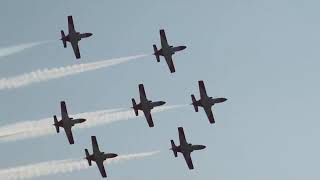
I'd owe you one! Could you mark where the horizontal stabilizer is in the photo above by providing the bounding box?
[153,45,160,62]
[191,94,198,112]
[132,98,138,116]
[53,115,60,133]
[60,30,67,48]
[170,140,178,157]
[85,149,92,166]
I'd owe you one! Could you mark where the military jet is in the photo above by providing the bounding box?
[191,80,227,124]
[153,29,187,73]
[60,15,93,59]
[170,127,206,170]
[85,136,118,178]
[53,101,86,144]
[131,84,166,127]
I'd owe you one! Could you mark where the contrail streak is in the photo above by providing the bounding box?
[0,41,52,59]
[0,151,160,180]
[0,54,147,90]
[0,105,185,142]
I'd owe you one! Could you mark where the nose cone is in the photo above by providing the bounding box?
[181,46,187,50]
[221,98,227,102]
[215,98,227,103]
[79,119,86,123]
[199,145,206,150]
[159,101,166,105]
[82,33,93,38]
[106,153,118,158]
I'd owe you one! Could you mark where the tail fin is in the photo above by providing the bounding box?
[60,30,67,48]
[131,98,138,116]
[170,140,178,157]
[85,149,92,166]
[191,94,199,112]
[153,45,160,62]
[53,115,60,133]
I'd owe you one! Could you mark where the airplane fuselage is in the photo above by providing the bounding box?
[196,95,227,109]
[137,99,165,112]
[88,151,118,163]
[57,117,86,129]
[176,143,206,154]
[64,31,92,44]
[158,45,187,57]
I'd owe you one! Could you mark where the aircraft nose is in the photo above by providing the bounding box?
[181,46,187,50]
[221,98,227,102]
[200,145,206,149]
[108,153,118,158]
[88,33,93,37]
[160,101,166,105]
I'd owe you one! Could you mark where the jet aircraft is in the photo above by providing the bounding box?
[153,29,186,73]
[191,80,227,124]
[85,136,118,178]
[131,84,166,127]
[170,127,206,169]
[53,101,86,144]
[60,15,93,59]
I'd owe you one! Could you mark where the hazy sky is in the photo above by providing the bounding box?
[1,0,320,179]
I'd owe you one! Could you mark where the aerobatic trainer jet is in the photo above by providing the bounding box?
[85,136,118,178]
[53,101,86,144]
[131,84,166,127]
[153,29,186,73]
[191,80,227,124]
[170,127,206,170]
[60,15,93,59]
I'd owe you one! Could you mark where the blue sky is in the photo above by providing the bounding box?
[1,0,320,179]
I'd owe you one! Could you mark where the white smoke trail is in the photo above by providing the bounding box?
[0,41,52,59]
[0,105,185,142]
[0,151,160,180]
[0,54,147,90]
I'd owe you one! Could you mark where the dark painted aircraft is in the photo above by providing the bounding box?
[85,136,118,178]
[170,127,206,170]
[131,84,166,127]
[53,101,86,144]
[153,29,186,73]
[191,80,227,124]
[60,15,93,59]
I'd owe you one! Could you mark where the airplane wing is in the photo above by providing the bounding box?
[139,84,147,102]
[198,81,207,98]
[204,106,215,124]
[183,152,194,169]
[95,160,107,178]
[91,136,100,154]
[143,109,154,127]
[178,127,187,145]
[68,16,75,33]
[60,101,69,120]
[71,41,81,59]
[164,54,176,73]
[64,127,74,144]
[160,29,169,48]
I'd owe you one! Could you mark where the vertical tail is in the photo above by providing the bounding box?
[153,45,160,62]
[191,94,199,112]
[53,115,60,133]
[85,149,92,166]
[60,30,67,48]
[131,98,139,116]
[170,140,178,157]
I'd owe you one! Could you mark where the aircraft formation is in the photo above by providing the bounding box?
[4,15,227,178]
